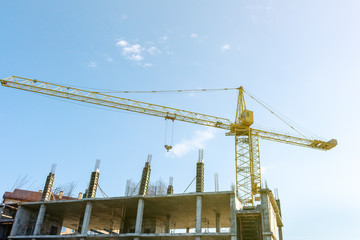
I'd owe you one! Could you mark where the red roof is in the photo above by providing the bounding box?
[3,189,76,203]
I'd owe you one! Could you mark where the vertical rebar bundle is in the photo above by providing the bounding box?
[139,155,151,196]
[41,164,56,201]
[167,176,174,194]
[196,149,204,193]
[87,160,100,198]
[214,173,219,192]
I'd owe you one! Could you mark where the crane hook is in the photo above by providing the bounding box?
[164,145,173,152]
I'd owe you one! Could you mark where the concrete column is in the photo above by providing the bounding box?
[230,195,237,240]
[196,196,202,233]
[278,227,283,240]
[215,213,220,233]
[81,202,93,235]
[260,190,272,240]
[165,215,170,233]
[33,204,46,235]
[10,205,23,236]
[135,199,144,234]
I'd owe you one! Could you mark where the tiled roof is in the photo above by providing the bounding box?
[2,189,76,203]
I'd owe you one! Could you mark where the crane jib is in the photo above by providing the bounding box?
[1,77,232,130]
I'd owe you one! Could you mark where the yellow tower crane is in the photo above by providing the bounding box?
[1,76,337,205]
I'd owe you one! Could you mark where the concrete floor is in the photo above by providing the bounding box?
[15,191,235,236]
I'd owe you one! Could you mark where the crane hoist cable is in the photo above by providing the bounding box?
[164,119,175,152]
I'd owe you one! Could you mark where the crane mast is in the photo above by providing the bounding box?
[230,87,261,204]
[1,76,337,205]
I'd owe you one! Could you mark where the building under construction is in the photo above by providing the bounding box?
[4,156,283,240]
[0,77,337,240]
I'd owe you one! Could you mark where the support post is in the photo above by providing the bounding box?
[81,202,93,235]
[33,204,46,235]
[165,215,170,233]
[196,196,202,233]
[135,199,144,234]
[215,213,220,233]
[230,194,237,240]
[10,206,23,236]
[279,227,283,240]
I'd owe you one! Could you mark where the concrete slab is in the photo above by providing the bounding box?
[17,192,235,233]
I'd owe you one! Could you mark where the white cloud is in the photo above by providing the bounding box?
[88,61,97,68]
[123,44,142,54]
[117,42,144,62]
[220,44,230,52]
[116,37,168,65]
[190,33,198,39]
[116,40,128,47]
[106,57,113,62]
[147,46,160,55]
[167,129,215,158]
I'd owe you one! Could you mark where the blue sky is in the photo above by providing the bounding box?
[1,1,359,239]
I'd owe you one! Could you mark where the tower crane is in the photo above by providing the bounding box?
[1,76,337,205]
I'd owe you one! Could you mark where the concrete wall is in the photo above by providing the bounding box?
[11,206,63,236]
[10,206,37,236]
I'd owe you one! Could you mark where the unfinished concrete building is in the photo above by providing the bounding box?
[6,157,283,240]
